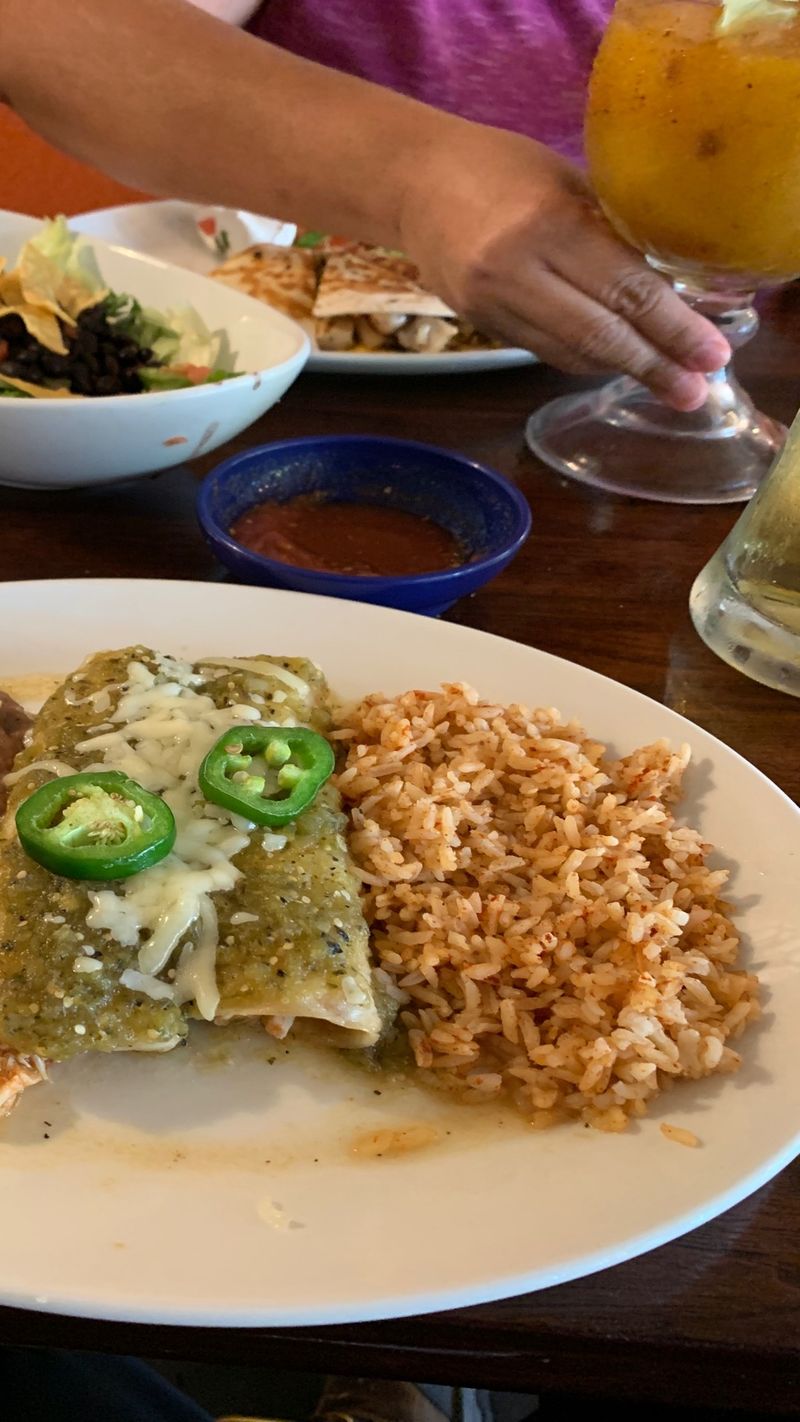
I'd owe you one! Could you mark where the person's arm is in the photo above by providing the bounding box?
[0,0,727,407]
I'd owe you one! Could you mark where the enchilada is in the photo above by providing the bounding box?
[0,647,379,1074]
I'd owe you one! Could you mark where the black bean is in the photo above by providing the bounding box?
[41,352,69,375]
[0,315,24,339]
[80,307,106,334]
[0,301,162,396]
[94,375,120,395]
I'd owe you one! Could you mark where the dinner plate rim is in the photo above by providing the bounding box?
[3,1127,799,1328]
[0,574,794,802]
[0,577,797,1328]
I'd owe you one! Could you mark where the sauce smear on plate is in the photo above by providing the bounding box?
[230,496,464,577]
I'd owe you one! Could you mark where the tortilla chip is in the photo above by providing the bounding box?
[16,247,73,322]
[0,374,81,399]
[212,243,318,328]
[17,244,104,324]
[313,248,454,320]
[0,303,68,355]
[0,272,26,308]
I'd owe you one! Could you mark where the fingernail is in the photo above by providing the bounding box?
[669,371,708,411]
[687,337,730,372]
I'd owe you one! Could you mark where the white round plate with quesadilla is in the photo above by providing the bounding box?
[0,578,798,1327]
[72,202,538,375]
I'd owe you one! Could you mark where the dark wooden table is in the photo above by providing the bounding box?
[1,286,799,1415]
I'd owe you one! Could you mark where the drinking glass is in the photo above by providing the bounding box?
[527,0,800,505]
[691,407,800,695]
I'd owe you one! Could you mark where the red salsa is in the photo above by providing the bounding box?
[230,495,466,577]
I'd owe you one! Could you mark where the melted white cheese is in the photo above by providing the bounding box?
[4,758,78,786]
[120,968,177,1002]
[75,657,284,1021]
[200,657,311,702]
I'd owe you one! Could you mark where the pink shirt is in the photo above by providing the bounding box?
[249,0,612,163]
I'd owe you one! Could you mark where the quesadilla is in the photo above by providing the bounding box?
[210,233,496,355]
[312,247,460,353]
[0,648,380,1108]
[313,246,455,321]
[212,243,318,330]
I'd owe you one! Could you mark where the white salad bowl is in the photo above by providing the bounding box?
[0,213,310,490]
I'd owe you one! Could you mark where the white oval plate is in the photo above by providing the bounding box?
[71,201,538,376]
[0,579,797,1328]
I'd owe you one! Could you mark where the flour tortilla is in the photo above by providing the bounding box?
[211,243,317,328]
[313,247,454,320]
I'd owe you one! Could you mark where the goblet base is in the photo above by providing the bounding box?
[526,374,786,505]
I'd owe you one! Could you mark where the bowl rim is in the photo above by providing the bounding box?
[196,434,533,590]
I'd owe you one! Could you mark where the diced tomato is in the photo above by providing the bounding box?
[197,217,217,237]
[170,363,212,384]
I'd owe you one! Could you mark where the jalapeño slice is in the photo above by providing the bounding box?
[15,771,176,881]
[199,725,334,828]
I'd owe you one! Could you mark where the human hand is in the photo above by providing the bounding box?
[399,124,730,410]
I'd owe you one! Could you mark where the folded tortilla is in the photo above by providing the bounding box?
[0,648,379,1068]
[212,243,318,329]
[313,247,454,320]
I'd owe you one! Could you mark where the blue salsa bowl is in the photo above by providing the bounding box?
[196,435,532,616]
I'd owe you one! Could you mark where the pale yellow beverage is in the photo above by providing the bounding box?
[691,413,800,693]
[586,0,800,283]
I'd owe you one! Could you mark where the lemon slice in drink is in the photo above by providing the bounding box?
[717,0,797,33]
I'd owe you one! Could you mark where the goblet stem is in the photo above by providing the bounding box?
[526,283,787,505]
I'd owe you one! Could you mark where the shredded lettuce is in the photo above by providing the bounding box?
[138,366,236,392]
[154,305,225,369]
[102,293,234,372]
[102,293,178,353]
[28,216,105,301]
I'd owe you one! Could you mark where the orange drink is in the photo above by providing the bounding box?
[586,0,800,283]
[527,0,798,504]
